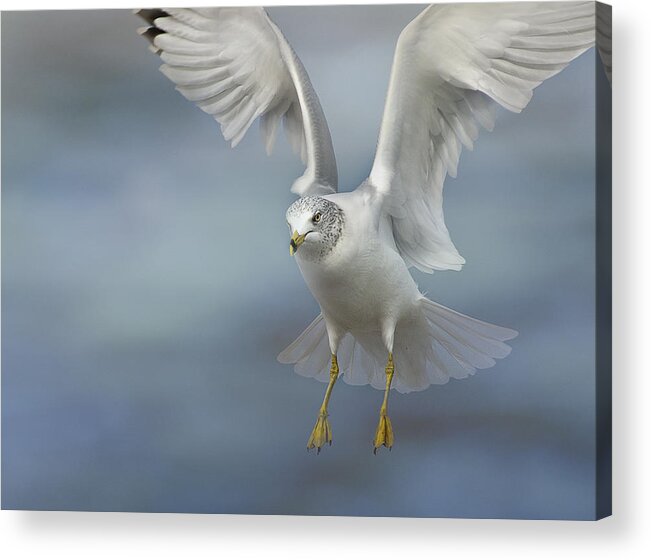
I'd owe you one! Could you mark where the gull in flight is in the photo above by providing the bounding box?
[137,3,599,453]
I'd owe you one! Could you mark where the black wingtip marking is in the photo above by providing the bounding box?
[137,25,164,47]
[135,8,169,25]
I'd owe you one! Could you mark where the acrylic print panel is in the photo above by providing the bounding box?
[1,3,611,519]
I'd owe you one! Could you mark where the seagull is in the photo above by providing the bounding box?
[136,3,598,453]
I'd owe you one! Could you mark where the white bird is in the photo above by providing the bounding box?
[137,2,599,453]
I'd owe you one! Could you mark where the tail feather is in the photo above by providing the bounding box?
[421,298,518,342]
[295,334,331,382]
[277,314,326,364]
[277,298,518,394]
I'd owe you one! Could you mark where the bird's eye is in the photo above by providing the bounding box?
[313,212,322,223]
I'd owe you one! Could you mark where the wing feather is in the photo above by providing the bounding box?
[368,2,598,272]
[137,7,338,196]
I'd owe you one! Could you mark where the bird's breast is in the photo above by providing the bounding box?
[296,234,420,332]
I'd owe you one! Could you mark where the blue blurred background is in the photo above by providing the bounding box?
[2,5,600,519]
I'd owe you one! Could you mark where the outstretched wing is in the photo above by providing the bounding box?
[368,2,596,273]
[137,7,338,196]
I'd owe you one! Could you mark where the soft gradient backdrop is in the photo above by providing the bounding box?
[2,5,602,519]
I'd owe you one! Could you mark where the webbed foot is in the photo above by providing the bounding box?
[373,410,394,453]
[307,411,332,453]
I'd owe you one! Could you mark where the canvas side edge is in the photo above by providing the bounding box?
[595,0,612,521]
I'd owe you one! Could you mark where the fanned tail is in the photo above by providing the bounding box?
[277,298,517,394]
[412,297,518,390]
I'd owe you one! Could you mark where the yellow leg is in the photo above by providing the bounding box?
[373,353,395,453]
[307,354,339,453]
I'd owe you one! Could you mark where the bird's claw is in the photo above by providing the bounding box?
[373,412,394,454]
[307,412,332,452]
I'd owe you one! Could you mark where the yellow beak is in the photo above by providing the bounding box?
[289,230,307,256]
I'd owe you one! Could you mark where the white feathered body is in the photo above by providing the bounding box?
[284,188,518,393]
[297,189,420,336]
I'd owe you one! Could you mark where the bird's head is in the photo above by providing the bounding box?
[285,196,344,262]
